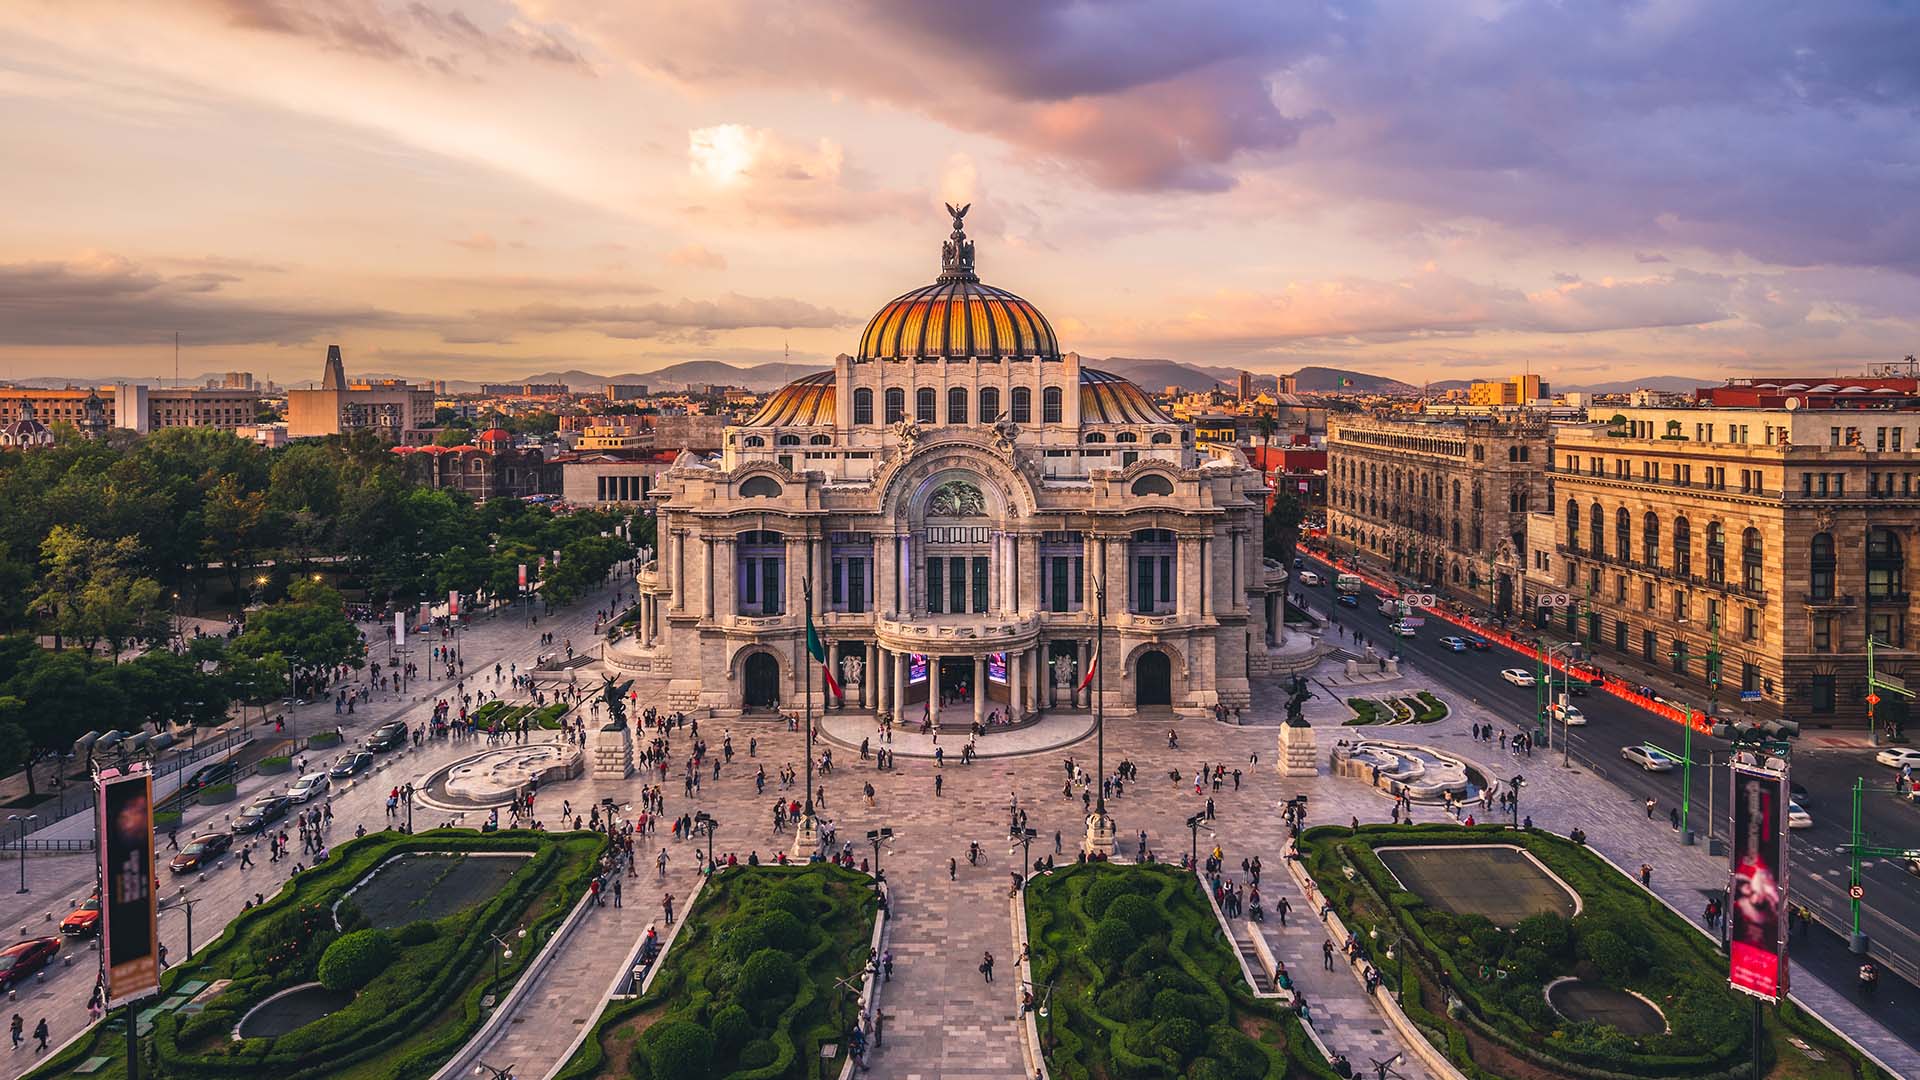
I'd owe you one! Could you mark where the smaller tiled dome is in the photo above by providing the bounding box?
[1081,368,1175,424]
[744,371,834,426]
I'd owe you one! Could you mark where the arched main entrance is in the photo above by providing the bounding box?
[1135,649,1172,707]
[743,652,780,709]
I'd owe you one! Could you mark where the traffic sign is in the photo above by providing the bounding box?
[1867,692,1882,707]
[1535,592,1571,609]
[1850,885,1865,900]
[1402,592,1438,608]
[1740,690,1763,702]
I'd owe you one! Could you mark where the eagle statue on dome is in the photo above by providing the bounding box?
[941,202,975,278]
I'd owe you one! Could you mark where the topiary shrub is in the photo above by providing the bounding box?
[317,928,395,992]
[1513,912,1569,959]
[1145,1016,1204,1062]
[1089,916,1137,967]
[1106,893,1167,936]
[1084,873,1151,919]
[1579,928,1635,983]
[710,1003,755,1048]
[738,1038,777,1069]
[737,948,800,1017]
[643,1019,714,1080]
[395,920,439,946]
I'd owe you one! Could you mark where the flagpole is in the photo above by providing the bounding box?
[1094,573,1106,820]
[804,575,815,826]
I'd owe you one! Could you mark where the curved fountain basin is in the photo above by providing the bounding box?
[234,982,354,1040]
[1330,739,1482,802]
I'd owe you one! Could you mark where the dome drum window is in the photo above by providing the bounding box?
[1130,474,1175,497]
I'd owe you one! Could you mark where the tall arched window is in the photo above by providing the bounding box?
[1810,532,1835,600]
[1615,508,1631,564]
[1128,528,1178,614]
[979,386,1000,422]
[852,387,873,426]
[1642,512,1660,568]
[1452,481,1461,509]
[947,387,968,424]
[916,387,936,424]
[737,530,786,616]
[1589,501,1604,556]
[1672,517,1692,576]
[884,388,906,424]
[1706,521,1726,584]
[1868,528,1904,599]
[1566,500,1581,551]
[1010,386,1032,424]
[1042,386,1063,423]
[1742,528,1764,591]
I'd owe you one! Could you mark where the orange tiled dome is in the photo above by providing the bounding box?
[857,205,1059,361]
[743,371,834,426]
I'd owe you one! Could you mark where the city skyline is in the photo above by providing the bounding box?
[2,2,1918,385]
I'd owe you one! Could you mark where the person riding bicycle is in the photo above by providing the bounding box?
[1859,961,1879,995]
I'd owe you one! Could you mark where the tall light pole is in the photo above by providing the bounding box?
[1083,570,1112,856]
[8,814,37,893]
[176,888,199,958]
[486,929,526,993]
[796,571,820,860]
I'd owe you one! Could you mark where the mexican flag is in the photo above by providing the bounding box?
[1340,376,1354,387]
[1076,638,1101,693]
[806,615,843,700]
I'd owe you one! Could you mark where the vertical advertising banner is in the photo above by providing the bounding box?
[1728,765,1788,1000]
[393,611,406,648]
[518,563,528,590]
[448,590,460,618]
[97,771,159,1003]
[988,652,1009,683]
[909,654,929,684]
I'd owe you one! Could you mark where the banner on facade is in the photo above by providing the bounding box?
[1728,763,1788,1001]
[988,652,1008,683]
[393,611,406,648]
[97,770,159,1003]
[909,653,928,684]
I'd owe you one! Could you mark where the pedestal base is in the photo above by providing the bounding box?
[1277,722,1318,778]
[590,724,633,780]
[792,817,822,861]
[1082,812,1116,858]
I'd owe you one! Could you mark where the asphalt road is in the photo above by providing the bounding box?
[1295,551,1920,1009]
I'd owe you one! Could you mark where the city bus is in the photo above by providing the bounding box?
[1335,573,1365,594]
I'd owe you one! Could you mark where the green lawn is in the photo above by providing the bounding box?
[472,699,574,729]
[28,829,605,1080]
[1025,863,1336,1080]
[558,864,879,1080]
[1298,825,1888,1080]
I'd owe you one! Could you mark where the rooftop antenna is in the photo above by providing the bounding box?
[173,331,180,388]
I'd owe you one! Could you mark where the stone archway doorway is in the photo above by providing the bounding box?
[1135,649,1172,707]
[743,652,780,709]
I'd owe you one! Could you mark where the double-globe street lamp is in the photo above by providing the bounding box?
[8,813,39,893]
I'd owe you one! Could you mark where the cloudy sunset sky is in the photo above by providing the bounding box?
[1,0,1916,386]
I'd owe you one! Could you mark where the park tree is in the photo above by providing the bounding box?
[117,649,232,732]
[204,472,274,607]
[1263,488,1305,566]
[232,579,364,684]
[32,527,167,656]
[0,645,127,795]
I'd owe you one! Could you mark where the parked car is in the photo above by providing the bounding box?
[1621,745,1677,772]
[1548,704,1587,726]
[1786,802,1813,830]
[1875,747,1920,769]
[364,722,408,752]
[170,832,232,873]
[287,773,331,802]
[329,751,374,779]
[1500,668,1536,687]
[0,937,61,990]
[1439,636,1468,652]
[60,893,101,937]
[232,796,293,835]
[183,758,239,792]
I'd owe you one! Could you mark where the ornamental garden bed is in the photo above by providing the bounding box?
[558,864,879,1080]
[1025,862,1336,1080]
[27,829,604,1080]
[472,699,574,729]
[1296,824,1887,1080]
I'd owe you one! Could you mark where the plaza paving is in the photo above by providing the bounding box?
[3,608,1915,1080]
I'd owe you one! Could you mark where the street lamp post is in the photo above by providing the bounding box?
[1507,776,1524,827]
[8,814,37,892]
[867,828,893,880]
[486,929,526,994]
[176,888,199,958]
[695,812,718,868]
[1083,571,1113,857]
[1186,813,1206,868]
[473,1061,517,1080]
[1012,827,1035,877]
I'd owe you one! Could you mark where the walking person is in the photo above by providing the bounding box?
[1323,940,1335,971]
[981,951,995,983]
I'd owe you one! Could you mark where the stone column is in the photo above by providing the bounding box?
[876,533,895,617]
[1010,643,1024,719]
[864,642,878,710]
[875,646,889,713]
[672,531,685,612]
[785,537,805,618]
[1018,534,1041,616]
[974,654,987,726]
[1199,537,1212,617]
[893,650,907,721]
[702,536,716,620]
[714,536,736,625]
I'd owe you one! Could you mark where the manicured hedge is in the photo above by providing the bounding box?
[1026,863,1337,1080]
[556,864,878,1080]
[26,829,605,1080]
[1297,825,1886,1080]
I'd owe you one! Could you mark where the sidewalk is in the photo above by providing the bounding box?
[817,709,1098,760]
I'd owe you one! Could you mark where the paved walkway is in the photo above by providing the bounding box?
[818,709,1099,759]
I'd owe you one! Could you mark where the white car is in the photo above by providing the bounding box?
[1389,622,1418,638]
[1297,571,1323,587]
[287,773,331,802]
[1548,704,1587,726]
[1621,745,1677,772]
[1875,748,1920,769]
[1786,802,1813,830]
[1500,668,1536,687]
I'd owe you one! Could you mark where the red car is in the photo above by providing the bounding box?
[0,937,61,990]
[169,832,232,873]
[60,894,101,937]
